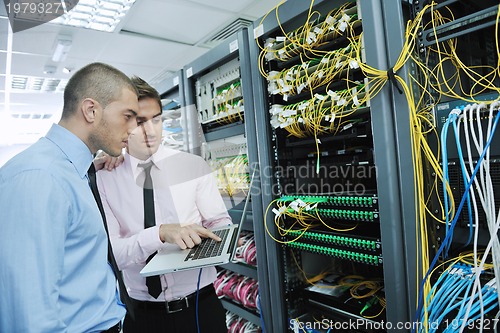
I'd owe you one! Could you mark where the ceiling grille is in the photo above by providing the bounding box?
[10,76,68,92]
[200,18,252,47]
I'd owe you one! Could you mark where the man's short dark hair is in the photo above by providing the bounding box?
[130,76,162,111]
[61,62,138,119]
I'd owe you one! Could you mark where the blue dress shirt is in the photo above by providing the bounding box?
[0,124,125,332]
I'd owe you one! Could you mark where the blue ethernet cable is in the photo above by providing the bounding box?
[427,270,470,331]
[452,116,474,247]
[426,271,460,317]
[431,274,469,321]
[437,283,474,333]
[412,109,500,333]
[442,285,496,333]
[439,266,476,332]
[466,285,497,319]
[440,115,453,257]
[431,273,474,332]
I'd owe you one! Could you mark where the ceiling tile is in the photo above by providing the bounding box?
[0,18,9,51]
[185,0,254,13]
[123,0,234,45]
[242,0,285,21]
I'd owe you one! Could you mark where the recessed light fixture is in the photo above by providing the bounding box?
[51,0,137,32]
[52,36,72,62]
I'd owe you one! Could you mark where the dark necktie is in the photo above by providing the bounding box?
[140,162,163,298]
[87,163,135,318]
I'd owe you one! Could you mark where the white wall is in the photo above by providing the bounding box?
[0,144,31,167]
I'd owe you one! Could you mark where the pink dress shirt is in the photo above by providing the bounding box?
[97,146,231,301]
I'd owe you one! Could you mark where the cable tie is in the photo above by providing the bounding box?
[349,60,359,69]
[338,21,348,32]
[289,201,300,212]
[296,199,307,207]
[387,67,403,94]
[314,27,323,34]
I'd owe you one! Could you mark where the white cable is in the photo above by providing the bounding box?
[461,104,483,332]
[486,102,500,308]
[459,203,500,333]
[459,102,500,333]
[458,104,481,332]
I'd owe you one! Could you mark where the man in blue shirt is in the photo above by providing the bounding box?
[0,62,139,332]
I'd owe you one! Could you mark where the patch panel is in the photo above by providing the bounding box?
[285,230,381,253]
[315,208,378,222]
[279,195,378,208]
[195,57,242,125]
[286,241,382,266]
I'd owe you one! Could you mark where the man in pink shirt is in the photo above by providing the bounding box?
[97,77,229,332]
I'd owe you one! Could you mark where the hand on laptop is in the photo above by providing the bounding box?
[159,224,222,249]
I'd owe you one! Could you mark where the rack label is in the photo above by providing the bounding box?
[254,25,264,38]
[229,40,238,53]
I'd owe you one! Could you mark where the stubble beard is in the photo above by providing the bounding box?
[89,116,122,157]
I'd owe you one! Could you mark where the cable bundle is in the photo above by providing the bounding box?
[417,103,500,332]
[226,312,261,333]
[264,197,359,245]
[235,232,258,266]
[258,4,360,64]
[266,38,361,97]
[208,154,249,197]
[212,80,244,125]
[418,263,498,333]
[269,83,368,138]
[214,270,260,310]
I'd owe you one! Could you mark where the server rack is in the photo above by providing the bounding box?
[249,1,414,331]
[409,1,500,332]
[161,1,500,331]
[182,28,272,331]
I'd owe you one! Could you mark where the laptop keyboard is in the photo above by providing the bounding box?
[185,228,230,261]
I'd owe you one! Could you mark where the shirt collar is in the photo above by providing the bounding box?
[127,145,169,177]
[45,124,93,179]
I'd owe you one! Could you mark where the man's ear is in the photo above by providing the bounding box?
[81,98,97,123]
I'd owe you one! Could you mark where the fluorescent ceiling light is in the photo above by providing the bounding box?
[52,36,72,62]
[51,0,137,32]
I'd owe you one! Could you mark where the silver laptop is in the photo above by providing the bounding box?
[140,170,254,277]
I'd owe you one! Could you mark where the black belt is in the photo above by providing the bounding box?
[102,322,121,333]
[130,284,213,314]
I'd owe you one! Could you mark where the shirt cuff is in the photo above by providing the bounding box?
[141,225,164,254]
